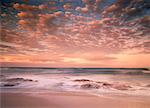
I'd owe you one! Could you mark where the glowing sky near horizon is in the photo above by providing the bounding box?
[0,0,150,67]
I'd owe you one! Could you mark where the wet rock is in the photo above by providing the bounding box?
[81,83,100,89]
[0,75,5,77]
[6,78,34,82]
[74,79,91,82]
[96,81,104,84]
[3,83,19,87]
[24,79,34,82]
[6,78,24,82]
[146,84,150,87]
[113,84,131,90]
[35,80,38,82]
[102,82,113,86]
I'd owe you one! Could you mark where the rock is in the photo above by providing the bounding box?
[113,84,131,90]
[146,84,150,87]
[4,84,15,87]
[102,82,113,86]
[3,83,19,87]
[96,81,104,84]
[24,79,33,82]
[74,79,91,82]
[81,83,100,89]
[0,75,5,77]
[6,78,24,82]
[6,78,34,82]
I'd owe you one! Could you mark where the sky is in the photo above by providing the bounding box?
[0,0,150,68]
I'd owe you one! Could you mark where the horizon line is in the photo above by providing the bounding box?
[0,66,149,70]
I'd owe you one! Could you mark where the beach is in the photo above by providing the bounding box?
[1,68,150,108]
[1,91,150,108]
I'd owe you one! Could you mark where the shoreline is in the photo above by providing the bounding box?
[1,91,150,108]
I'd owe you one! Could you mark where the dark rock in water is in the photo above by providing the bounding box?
[113,84,131,90]
[102,82,113,86]
[4,84,15,87]
[146,84,150,87]
[0,75,5,77]
[24,79,33,82]
[3,83,19,87]
[6,78,34,82]
[74,79,91,82]
[35,80,38,82]
[6,78,24,82]
[96,81,104,84]
[1,77,37,87]
[81,83,100,89]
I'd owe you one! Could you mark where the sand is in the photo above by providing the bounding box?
[1,91,150,108]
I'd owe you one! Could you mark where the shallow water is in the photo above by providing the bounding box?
[1,68,150,97]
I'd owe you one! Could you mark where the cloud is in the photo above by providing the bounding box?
[17,11,36,19]
[13,3,39,11]
[140,16,150,27]
[36,13,64,34]
[75,0,104,13]
[18,19,37,30]
[82,53,117,62]
[38,4,49,10]
[61,52,117,65]
[63,3,73,10]
[14,2,66,33]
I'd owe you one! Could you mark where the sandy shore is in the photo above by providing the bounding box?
[1,91,150,108]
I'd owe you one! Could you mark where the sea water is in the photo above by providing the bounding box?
[1,68,150,97]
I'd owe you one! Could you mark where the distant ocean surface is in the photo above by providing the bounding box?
[1,68,150,96]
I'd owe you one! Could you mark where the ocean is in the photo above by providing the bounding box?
[1,67,150,97]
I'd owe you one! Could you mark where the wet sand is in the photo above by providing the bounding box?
[1,91,150,108]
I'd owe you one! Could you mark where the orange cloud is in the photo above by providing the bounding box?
[81,7,89,13]
[63,3,73,10]
[38,4,49,10]
[36,14,58,33]
[13,3,39,11]
[105,4,119,13]
[140,16,150,27]
[18,19,36,30]
[17,11,36,19]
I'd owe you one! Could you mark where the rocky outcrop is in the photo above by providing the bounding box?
[5,78,34,82]
[1,77,37,87]
[102,82,113,86]
[75,78,132,90]
[0,75,5,78]
[145,84,150,87]
[3,83,19,87]
[81,83,100,89]
[74,79,91,82]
